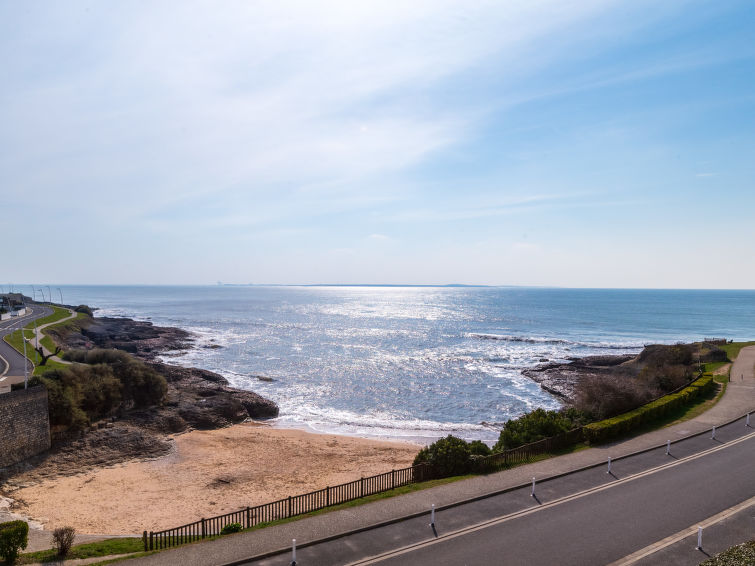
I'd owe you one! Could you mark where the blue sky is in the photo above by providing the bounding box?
[2,1,754,287]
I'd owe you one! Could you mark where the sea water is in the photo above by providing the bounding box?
[49,285,755,443]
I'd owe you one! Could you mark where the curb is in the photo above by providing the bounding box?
[222,411,754,566]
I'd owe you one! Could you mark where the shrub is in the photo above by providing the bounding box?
[493,408,586,451]
[468,440,492,457]
[41,350,167,434]
[583,375,714,444]
[75,305,93,317]
[62,349,166,408]
[52,526,76,557]
[574,374,655,420]
[220,522,242,535]
[0,520,28,563]
[413,435,474,478]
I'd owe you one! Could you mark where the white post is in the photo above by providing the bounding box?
[291,538,297,565]
[696,526,702,550]
[711,426,716,440]
[666,440,671,455]
[607,457,612,474]
[430,504,435,527]
[531,477,536,497]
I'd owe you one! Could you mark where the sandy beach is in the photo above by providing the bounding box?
[11,423,419,535]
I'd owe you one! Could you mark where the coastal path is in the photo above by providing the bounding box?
[126,346,755,566]
[24,306,77,364]
[0,304,54,390]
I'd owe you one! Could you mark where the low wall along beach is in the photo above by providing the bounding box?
[0,387,51,468]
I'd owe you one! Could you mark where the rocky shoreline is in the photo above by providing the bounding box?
[3,314,279,482]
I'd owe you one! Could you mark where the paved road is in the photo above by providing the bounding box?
[0,304,52,379]
[245,430,755,566]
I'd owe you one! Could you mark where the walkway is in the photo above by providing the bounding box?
[24,307,77,365]
[126,346,755,566]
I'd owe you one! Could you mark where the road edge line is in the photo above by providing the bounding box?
[607,495,755,565]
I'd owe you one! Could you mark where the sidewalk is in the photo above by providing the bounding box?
[92,347,755,565]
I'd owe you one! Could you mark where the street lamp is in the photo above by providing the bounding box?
[58,288,63,304]
[46,286,52,305]
[22,328,28,389]
[30,286,37,302]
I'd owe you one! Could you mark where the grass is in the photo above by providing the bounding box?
[17,537,144,564]
[24,305,72,329]
[719,341,755,363]
[663,376,726,425]
[2,306,80,375]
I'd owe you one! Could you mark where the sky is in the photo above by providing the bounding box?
[2,1,754,288]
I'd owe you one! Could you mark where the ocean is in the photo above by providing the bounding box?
[47,285,755,443]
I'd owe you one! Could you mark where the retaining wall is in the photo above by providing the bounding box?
[0,387,50,467]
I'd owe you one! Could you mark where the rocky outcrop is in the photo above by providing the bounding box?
[64,317,193,358]
[54,317,279,426]
[522,354,636,400]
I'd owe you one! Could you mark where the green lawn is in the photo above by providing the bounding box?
[719,341,755,362]
[18,537,144,564]
[24,305,72,329]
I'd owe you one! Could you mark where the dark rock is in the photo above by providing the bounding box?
[523,354,636,400]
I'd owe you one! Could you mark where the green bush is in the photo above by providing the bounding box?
[74,305,93,317]
[493,408,586,451]
[0,520,28,563]
[413,436,476,478]
[41,349,167,433]
[583,375,714,444]
[62,349,166,408]
[220,522,242,535]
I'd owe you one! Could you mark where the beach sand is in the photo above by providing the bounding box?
[12,423,419,535]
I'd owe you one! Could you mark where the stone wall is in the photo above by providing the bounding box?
[0,387,50,467]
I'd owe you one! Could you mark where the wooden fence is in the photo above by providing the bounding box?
[144,464,425,551]
[142,427,592,551]
[471,427,585,473]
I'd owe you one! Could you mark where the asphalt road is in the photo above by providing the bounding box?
[0,304,52,377]
[244,425,755,566]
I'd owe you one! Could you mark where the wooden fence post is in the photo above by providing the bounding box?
[246,506,251,528]
[392,469,395,490]
[201,518,206,539]
[360,477,364,498]
[288,495,292,517]
[326,486,330,506]
[143,531,147,552]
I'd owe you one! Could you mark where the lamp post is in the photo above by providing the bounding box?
[22,328,28,389]
[30,286,37,301]
[58,288,63,304]
[46,286,52,305]
[33,317,39,365]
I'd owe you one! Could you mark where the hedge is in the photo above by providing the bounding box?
[583,375,714,444]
